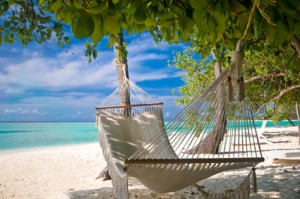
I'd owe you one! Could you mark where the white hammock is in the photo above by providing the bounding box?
[96,65,264,198]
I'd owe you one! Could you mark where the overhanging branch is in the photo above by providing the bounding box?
[257,84,300,112]
[245,73,287,83]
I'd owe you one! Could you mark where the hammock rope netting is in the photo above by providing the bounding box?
[96,65,264,199]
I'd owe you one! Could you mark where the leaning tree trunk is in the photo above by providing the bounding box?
[186,39,246,154]
[185,59,227,154]
[97,32,130,181]
[286,117,296,126]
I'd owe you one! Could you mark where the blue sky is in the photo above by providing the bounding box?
[0,32,187,122]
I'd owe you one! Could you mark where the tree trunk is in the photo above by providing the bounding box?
[114,32,131,112]
[186,58,227,154]
[186,39,246,154]
[296,102,300,145]
[286,117,295,126]
[98,32,130,181]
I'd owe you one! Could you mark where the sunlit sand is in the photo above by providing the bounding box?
[0,127,299,198]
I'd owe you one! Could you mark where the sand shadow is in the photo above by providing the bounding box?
[263,131,299,138]
[68,186,177,199]
[68,187,115,199]
[67,165,300,199]
[67,172,258,199]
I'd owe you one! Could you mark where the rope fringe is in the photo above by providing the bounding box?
[252,167,257,193]
[227,76,233,102]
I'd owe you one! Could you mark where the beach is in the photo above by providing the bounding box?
[0,126,299,199]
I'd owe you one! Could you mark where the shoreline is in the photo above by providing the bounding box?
[0,126,299,198]
[0,141,98,155]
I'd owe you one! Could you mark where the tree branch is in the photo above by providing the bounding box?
[257,84,300,112]
[245,73,287,83]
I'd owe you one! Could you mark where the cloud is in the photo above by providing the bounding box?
[0,51,117,90]
[0,34,184,91]
[0,93,103,121]
[3,107,42,115]
[0,32,186,121]
[165,111,171,118]
[4,88,24,95]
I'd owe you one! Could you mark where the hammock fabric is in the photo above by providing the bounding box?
[96,65,264,198]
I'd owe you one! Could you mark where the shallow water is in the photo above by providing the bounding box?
[0,120,297,151]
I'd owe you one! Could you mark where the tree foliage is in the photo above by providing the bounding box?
[171,36,300,120]
[1,1,299,50]
[244,42,300,119]
[0,0,70,46]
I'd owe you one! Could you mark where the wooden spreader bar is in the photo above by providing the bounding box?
[125,157,265,165]
[96,102,163,110]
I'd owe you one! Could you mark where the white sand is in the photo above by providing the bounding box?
[0,127,299,199]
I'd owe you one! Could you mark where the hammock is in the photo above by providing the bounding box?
[96,65,264,198]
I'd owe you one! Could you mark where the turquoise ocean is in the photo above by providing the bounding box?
[0,120,298,151]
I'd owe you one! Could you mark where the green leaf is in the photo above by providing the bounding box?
[115,45,123,51]
[103,14,120,34]
[286,17,295,32]
[4,21,10,28]
[206,15,216,33]
[63,36,70,44]
[212,3,226,35]
[72,11,95,38]
[193,9,206,21]
[181,18,194,34]
[0,32,2,46]
[134,5,147,24]
[8,0,14,6]
[236,12,249,28]
[91,14,104,45]
[92,49,97,60]
[294,22,300,34]
[173,32,179,43]
[144,18,156,26]
[53,22,62,32]
[265,6,281,24]
[275,20,290,45]
[85,41,91,47]
[51,0,63,11]
[253,10,263,39]
[190,0,207,9]
[229,0,247,15]
[86,2,107,14]
[62,5,77,23]
[278,0,297,18]
[266,24,276,44]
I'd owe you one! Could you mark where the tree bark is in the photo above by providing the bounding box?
[186,39,246,154]
[291,36,300,59]
[186,57,226,154]
[198,59,227,154]
[114,32,130,110]
[244,73,287,83]
[98,32,130,181]
[286,117,295,126]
